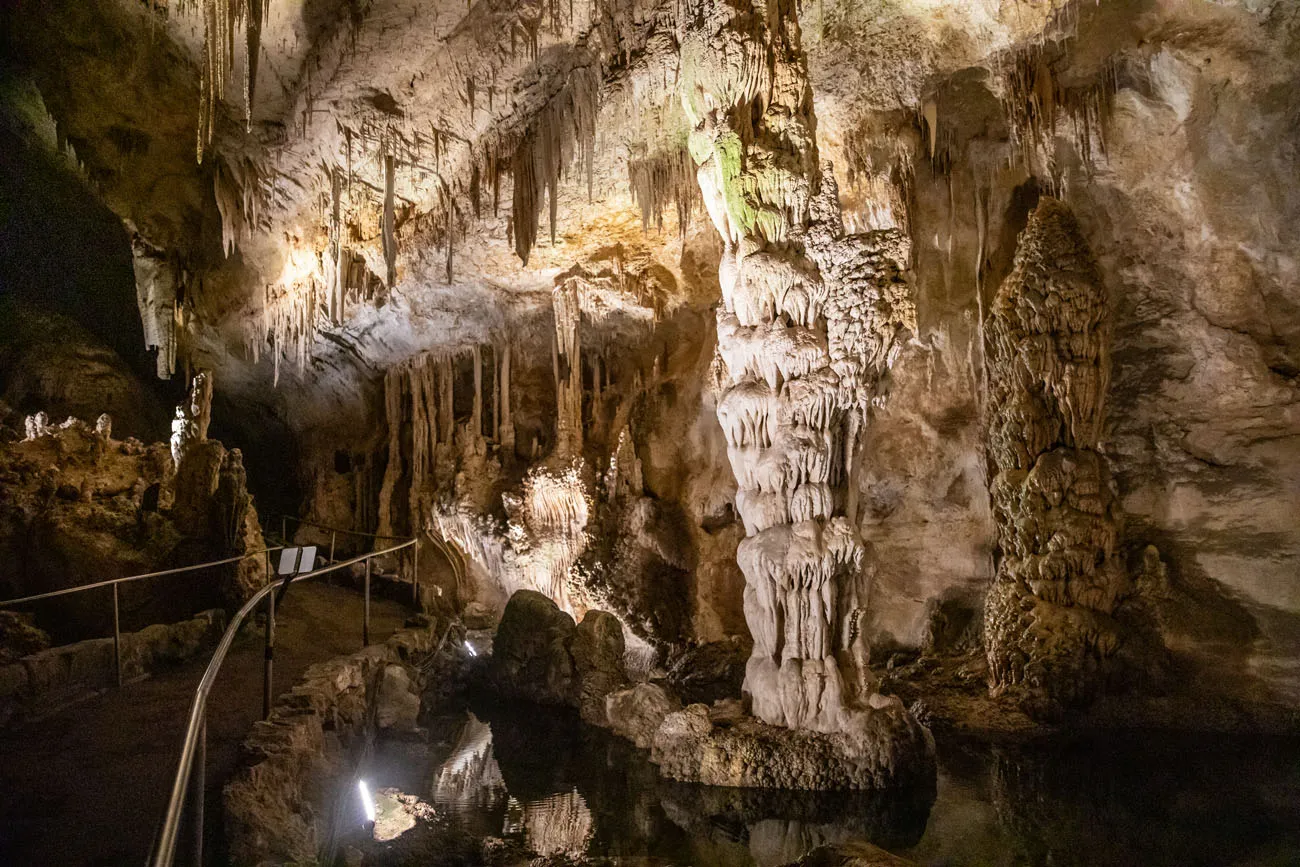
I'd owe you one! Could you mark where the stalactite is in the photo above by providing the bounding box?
[377,368,405,539]
[214,155,260,258]
[130,237,178,379]
[383,153,397,288]
[499,342,514,454]
[439,357,455,443]
[627,145,699,237]
[491,344,501,443]
[244,0,264,129]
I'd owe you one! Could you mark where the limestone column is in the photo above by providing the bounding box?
[679,0,914,733]
[499,342,515,454]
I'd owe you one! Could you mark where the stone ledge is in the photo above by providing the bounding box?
[223,617,444,866]
[647,696,936,791]
[0,609,225,726]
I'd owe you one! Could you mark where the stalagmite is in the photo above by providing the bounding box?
[680,0,916,735]
[170,371,213,468]
[983,198,1128,715]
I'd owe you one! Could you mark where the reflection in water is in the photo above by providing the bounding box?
[431,712,507,826]
[431,711,596,857]
[363,699,1300,867]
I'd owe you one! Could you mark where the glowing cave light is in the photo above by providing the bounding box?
[465,641,478,657]
[358,779,376,824]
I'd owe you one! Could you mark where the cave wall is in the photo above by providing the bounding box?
[825,2,1300,711]
[2,0,1298,720]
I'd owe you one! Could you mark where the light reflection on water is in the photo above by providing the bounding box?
[362,698,1300,867]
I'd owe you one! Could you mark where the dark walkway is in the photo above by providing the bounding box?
[0,580,411,867]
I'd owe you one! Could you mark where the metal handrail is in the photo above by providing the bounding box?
[0,547,287,608]
[0,546,287,690]
[264,511,412,541]
[149,536,418,867]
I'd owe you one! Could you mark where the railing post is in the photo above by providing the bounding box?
[190,717,206,866]
[330,530,337,564]
[412,538,420,608]
[262,587,275,721]
[363,557,371,647]
[112,583,122,688]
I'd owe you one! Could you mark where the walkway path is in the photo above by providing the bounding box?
[0,580,411,866]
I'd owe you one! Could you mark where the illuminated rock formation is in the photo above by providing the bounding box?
[983,197,1129,714]
[679,0,915,734]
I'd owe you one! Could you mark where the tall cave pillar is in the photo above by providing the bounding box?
[983,197,1128,714]
[680,0,914,733]
[553,280,583,458]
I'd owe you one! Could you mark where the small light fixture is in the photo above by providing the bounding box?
[464,641,477,657]
[358,779,376,826]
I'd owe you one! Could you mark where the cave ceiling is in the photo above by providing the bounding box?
[4,0,1297,435]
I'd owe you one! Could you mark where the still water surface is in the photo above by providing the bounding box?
[357,696,1300,867]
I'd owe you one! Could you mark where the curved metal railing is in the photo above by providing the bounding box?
[0,547,286,688]
[148,536,419,867]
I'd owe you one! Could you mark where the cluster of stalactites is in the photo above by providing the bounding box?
[377,352,456,538]
[982,197,1128,711]
[627,145,700,237]
[378,344,515,537]
[997,43,1119,174]
[507,61,600,264]
[171,0,267,162]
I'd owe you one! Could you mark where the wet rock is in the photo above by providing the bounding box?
[783,841,918,866]
[488,590,628,721]
[571,610,627,724]
[375,663,422,732]
[650,698,935,791]
[225,620,441,865]
[605,682,681,749]
[665,637,749,704]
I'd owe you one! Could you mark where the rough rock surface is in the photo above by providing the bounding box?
[0,407,262,638]
[783,841,917,867]
[983,198,1132,716]
[605,682,681,750]
[650,696,935,791]
[0,608,224,727]
[488,590,628,724]
[224,619,440,865]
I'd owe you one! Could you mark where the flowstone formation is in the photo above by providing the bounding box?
[0,381,263,640]
[679,0,917,740]
[983,198,1129,716]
